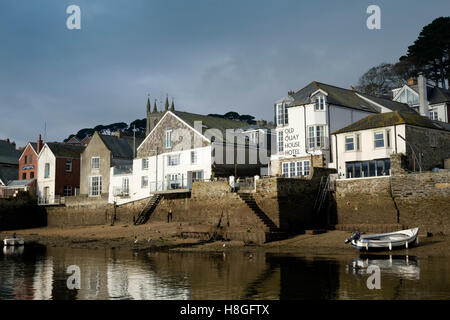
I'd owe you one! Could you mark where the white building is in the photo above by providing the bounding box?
[109,110,270,204]
[270,81,413,177]
[37,143,85,205]
[392,75,450,123]
[332,111,450,179]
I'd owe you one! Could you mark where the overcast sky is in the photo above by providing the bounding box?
[1,0,449,147]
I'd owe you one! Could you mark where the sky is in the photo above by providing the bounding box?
[1,0,449,147]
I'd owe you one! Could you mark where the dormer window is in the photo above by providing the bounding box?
[314,96,325,111]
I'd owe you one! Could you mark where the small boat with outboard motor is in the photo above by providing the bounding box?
[3,233,25,246]
[345,228,419,251]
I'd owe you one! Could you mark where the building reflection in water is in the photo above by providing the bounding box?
[2,246,450,300]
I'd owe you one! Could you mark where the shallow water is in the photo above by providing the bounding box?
[1,244,449,300]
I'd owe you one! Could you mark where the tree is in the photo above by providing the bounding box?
[406,17,450,88]
[355,63,405,96]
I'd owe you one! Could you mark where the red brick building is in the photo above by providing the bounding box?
[18,135,43,180]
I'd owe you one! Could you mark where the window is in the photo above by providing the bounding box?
[278,131,284,152]
[30,172,34,179]
[356,134,361,151]
[88,176,102,196]
[374,132,384,148]
[289,162,296,178]
[91,157,100,169]
[314,96,325,111]
[430,110,438,121]
[386,130,391,148]
[429,134,437,148]
[30,155,33,163]
[192,171,204,182]
[63,185,72,196]
[296,162,302,177]
[24,156,28,164]
[191,151,197,164]
[66,160,72,172]
[276,104,288,126]
[346,159,390,178]
[308,125,326,149]
[165,129,172,149]
[304,161,310,176]
[168,154,180,166]
[282,160,310,177]
[142,158,149,170]
[282,163,289,177]
[141,176,148,188]
[122,178,130,195]
[345,136,354,151]
[44,163,50,178]
[22,173,26,179]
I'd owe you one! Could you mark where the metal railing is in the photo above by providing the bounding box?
[306,136,329,151]
[38,195,66,205]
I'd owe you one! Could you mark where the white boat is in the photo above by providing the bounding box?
[345,228,419,251]
[3,237,25,246]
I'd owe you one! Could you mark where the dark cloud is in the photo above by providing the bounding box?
[1,0,449,146]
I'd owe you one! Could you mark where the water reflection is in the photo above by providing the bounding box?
[347,255,421,280]
[1,245,450,300]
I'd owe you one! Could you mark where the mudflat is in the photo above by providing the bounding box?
[1,224,449,257]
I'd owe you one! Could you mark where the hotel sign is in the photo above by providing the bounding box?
[283,127,301,156]
[22,165,34,170]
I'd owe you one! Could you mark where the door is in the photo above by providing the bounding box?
[43,187,50,204]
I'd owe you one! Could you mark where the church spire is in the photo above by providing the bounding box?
[170,98,175,111]
[165,94,169,111]
[146,96,151,113]
[153,99,157,113]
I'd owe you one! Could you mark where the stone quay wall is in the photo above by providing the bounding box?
[334,168,450,234]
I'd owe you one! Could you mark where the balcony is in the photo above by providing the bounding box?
[306,136,329,151]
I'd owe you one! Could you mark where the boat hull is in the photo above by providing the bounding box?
[3,238,25,246]
[351,228,419,251]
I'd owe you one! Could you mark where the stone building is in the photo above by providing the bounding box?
[331,111,450,179]
[80,131,142,198]
[270,81,413,177]
[109,102,271,204]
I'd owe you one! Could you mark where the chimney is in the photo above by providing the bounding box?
[418,74,429,118]
[37,134,43,153]
[407,78,417,86]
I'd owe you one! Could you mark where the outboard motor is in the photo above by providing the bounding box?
[345,231,360,244]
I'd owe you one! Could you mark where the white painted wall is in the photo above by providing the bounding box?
[36,145,56,203]
[108,145,212,204]
[333,124,406,178]
[271,101,374,168]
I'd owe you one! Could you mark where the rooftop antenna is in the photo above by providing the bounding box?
[44,122,47,142]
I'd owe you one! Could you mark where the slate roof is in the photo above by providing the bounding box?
[0,140,21,165]
[333,111,450,135]
[99,134,143,159]
[173,111,252,141]
[5,179,35,188]
[289,81,412,113]
[0,167,18,185]
[46,143,85,158]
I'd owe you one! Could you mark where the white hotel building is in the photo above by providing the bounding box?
[270,81,413,177]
